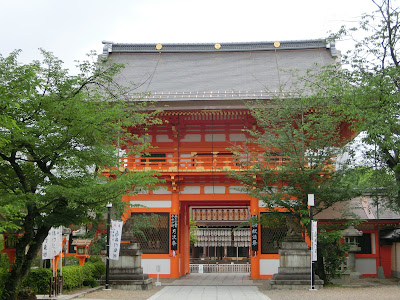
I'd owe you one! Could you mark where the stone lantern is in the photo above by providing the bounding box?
[342,225,363,279]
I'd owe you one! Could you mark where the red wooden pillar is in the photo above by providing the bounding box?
[170,191,180,278]
[180,202,190,276]
[250,197,260,279]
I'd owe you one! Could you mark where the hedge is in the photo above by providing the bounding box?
[21,268,53,294]
[21,261,106,294]
[0,267,9,299]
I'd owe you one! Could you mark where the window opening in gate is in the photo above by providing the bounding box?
[260,213,288,254]
[130,213,169,254]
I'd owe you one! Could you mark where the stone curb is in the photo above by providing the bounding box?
[37,285,104,299]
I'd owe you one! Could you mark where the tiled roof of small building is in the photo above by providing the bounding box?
[315,196,400,221]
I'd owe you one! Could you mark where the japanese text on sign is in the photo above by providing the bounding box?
[251,222,258,251]
[170,214,178,250]
[311,220,318,262]
[109,220,123,260]
[42,226,62,260]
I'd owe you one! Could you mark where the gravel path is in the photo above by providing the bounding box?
[80,286,163,300]
[76,277,400,300]
[262,286,400,300]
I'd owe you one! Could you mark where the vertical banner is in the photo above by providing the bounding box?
[311,220,318,262]
[170,214,178,250]
[42,226,62,260]
[251,222,258,251]
[109,220,123,260]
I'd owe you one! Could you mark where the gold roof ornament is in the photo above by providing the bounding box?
[274,42,280,48]
[214,43,221,50]
[156,44,163,50]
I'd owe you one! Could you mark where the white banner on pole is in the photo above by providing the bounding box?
[311,220,318,262]
[109,220,123,260]
[42,226,62,260]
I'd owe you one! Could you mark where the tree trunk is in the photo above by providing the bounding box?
[2,225,50,300]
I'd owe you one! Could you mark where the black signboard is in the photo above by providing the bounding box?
[170,214,178,250]
[251,223,258,251]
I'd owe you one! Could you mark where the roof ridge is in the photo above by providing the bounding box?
[102,39,338,57]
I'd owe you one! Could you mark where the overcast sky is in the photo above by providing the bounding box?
[0,0,385,72]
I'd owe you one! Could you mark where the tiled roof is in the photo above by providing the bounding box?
[102,39,339,102]
[315,196,400,220]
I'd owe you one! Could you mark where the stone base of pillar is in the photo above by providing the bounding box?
[343,270,363,282]
[270,241,323,290]
[377,266,385,279]
[100,242,153,290]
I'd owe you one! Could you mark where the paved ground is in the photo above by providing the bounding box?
[147,286,269,300]
[37,273,400,300]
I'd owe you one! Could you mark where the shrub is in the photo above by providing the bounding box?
[62,265,83,290]
[64,256,79,266]
[0,268,10,299]
[87,255,103,264]
[82,263,95,286]
[90,261,106,279]
[0,253,9,269]
[21,268,52,294]
[17,289,37,300]
[316,228,349,284]
[22,260,106,293]
[0,252,10,298]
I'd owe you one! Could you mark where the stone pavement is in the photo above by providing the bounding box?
[37,273,400,300]
[148,274,269,300]
[148,286,270,300]
[166,273,262,286]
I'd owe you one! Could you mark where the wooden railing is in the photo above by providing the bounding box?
[123,154,287,173]
[189,263,251,273]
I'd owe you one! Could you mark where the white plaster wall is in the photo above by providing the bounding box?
[180,186,201,194]
[371,233,376,254]
[130,200,171,208]
[205,134,225,142]
[156,134,173,142]
[204,186,225,194]
[229,133,246,141]
[153,187,172,195]
[142,258,171,274]
[181,134,201,142]
[355,258,376,274]
[260,259,280,275]
[135,189,149,195]
[229,186,246,194]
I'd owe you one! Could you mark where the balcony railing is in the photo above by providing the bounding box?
[122,154,287,173]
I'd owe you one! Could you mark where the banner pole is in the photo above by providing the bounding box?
[308,194,315,290]
[105,203,112,290]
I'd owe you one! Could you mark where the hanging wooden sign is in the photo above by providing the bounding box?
[251,222,258,251]
[170,214,178,250]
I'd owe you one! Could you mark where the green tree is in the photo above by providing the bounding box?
[0,50,159,299]
[341,166,396,192]
[319,0,400,208]
[229,97,357,235]
[189,219,198,245]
